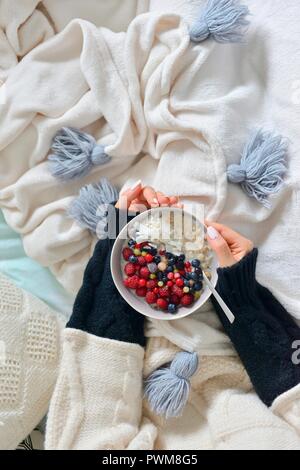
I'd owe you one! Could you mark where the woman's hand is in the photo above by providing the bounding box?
[205,221,254,268]
[115,181,182,212]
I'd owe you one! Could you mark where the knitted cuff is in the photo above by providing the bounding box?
[67,206,145,347]
[216,248,258,311]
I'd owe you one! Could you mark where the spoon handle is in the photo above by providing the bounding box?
[203,272,235,324]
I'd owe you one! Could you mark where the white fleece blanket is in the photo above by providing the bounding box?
[0,1,299,357]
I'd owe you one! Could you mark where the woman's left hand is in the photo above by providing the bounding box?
[115,181,182,212]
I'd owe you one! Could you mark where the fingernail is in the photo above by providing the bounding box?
[130,179,142,191]
[207,226,219,240]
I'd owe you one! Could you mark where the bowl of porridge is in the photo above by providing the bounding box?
[110,207,218,320]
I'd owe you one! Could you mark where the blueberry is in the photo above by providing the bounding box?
[165,252,173,259]
[150,247,157,255]
[167,304,177,314]
[176,261,185,270]
[128,239,136,248]
[190,272,199,281]
[178,254,185,261]
[184,279,190,287]
[162,276,168,284]
[166,266,174,273]
[168,257,176,266]
[154,255,161,264]
[194,282,203,291]
[195,267,203,280]
[129,255,137,263]
[157,272,164,281]
[191,259,200,268]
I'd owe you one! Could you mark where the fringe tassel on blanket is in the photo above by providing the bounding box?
[48,127,111,181]
[68,178,119,233]
[227,129,288,207]
[190,0,250,44]
[144,352,198,419]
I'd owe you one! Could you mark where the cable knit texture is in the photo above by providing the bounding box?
[212,249,300,406]
[0,273,64,450]
[67,207,145,347]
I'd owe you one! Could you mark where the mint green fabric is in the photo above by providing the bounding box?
[0,210,74,317]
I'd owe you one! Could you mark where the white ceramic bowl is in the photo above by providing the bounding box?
[111,207,218,320]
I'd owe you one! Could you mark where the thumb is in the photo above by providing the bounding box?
[115,180,142,210]
[206,226,236,268]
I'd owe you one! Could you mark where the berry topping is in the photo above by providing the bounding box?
[194,282,203,291]
[137,256,147,266]
[146,279,157,289]
[145,254,154,263]
[167,303,177,314]
[136,286,147,297]
[140,267,150,279]
[170,294,180,305]
[126,275,139,289]
[156,298,168,310]
[122,247,133,261]
[158,287,169,297]
[181,294,194,306]
[191,259,200,268]
[124,263,136,276]
[146,291,158,304]
[171,285,184,298]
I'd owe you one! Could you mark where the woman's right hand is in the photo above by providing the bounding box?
[205,222,254,268]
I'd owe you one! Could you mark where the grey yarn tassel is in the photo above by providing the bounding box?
[190,0,250,44]
[144,352,198,419]
[68,178,119,233]
[48,127,111,181]
[227,129,288,207]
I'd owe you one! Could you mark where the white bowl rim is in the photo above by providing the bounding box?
[110,207,218,321]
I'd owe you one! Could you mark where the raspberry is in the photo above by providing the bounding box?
[123,278,130,287]
[146,280,157,289]
[170,294,180,305]
[181,294,194,306]
[176,278,184,287]
[136,286,147,297]
[146,291,157,304]
[124,263,136,276]
[157,298,168,310]
[138,278,147,287]
[140,267,150,279]
[158,286,169,298]
[172,285,184,298]
[145,254,153,263]
[122,247,133,261]
[137,256,147,266]
[126,275,139,289]
[153,287,159,294]
[167,281,173,288]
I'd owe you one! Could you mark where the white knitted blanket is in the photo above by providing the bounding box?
[0,0,299,339]
[0,273,64,450]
